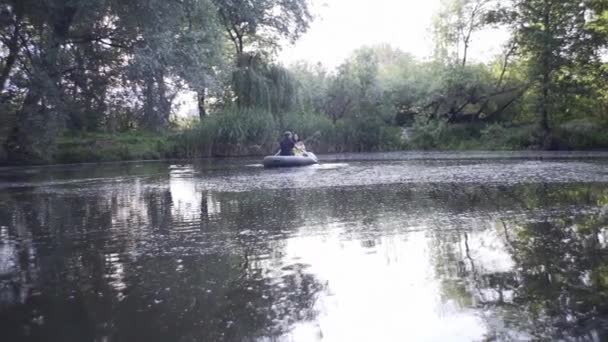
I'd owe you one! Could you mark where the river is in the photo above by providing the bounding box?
[1,152,608,341]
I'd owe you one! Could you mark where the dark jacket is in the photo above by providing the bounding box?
[279,137,295,156]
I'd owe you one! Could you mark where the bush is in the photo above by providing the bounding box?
[214,107,276,145]
[340,117,402,151]
[480,123,536,150]
[408,120,538,150]
[282,111,333,139]
[281,111,334,151]
[408,120,481,149]
[174,107,277,157]
[175,108,404,156]
[554,119,608,149]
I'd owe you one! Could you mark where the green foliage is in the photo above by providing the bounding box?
[232,56,299,119]
[408,120,538,150]
[282,111,333,140]
[553,119,608,149]
[479,123,537,149]
[214,108,276,145]
[213,0,312,56]
[175,107,402,157]
[174,108,277,157]
[336,117,403,152]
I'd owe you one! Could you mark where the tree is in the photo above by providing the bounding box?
[212,0,312,60]
[491,0,608,147]
[433,0,495,67]
[0,0,226,160]
[210,0,312,115]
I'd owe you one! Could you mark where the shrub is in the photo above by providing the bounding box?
[554,119,608,149]
[480,123,536,150]
[409,120,537,150]
[175,108,404,156]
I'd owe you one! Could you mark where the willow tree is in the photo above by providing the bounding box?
[231,54,298,128]
[211,0,312,117]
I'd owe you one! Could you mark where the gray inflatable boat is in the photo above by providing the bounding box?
[263,152,318,168]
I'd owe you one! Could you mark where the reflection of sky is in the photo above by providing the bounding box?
[169,166,214,221]
[0,226,16,276]
[111,178,148,226]
[0,224,37,307]
[170,165,223,220]
[169,166,203,220]
[105,253,127,297]
[464,225,514,274]
[277,228,487,341]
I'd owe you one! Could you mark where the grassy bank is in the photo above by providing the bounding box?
[54,131,179,164]
[39,108,403,164]
[406,120,608,151]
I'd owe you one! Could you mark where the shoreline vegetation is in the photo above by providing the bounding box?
[2,0,608,166]
[4,117,607,166]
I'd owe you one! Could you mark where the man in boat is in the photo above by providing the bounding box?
[278,131,295,156]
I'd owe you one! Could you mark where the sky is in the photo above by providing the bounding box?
[278,0,509,69]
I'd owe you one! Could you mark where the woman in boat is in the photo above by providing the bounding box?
[293,134,307,156]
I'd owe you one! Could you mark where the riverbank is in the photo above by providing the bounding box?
[2,120,608,166]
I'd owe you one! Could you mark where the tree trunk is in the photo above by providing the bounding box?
[540,0,552,149]
[7,4,77,162]
[143,74,156,129]
[156,69,170,130]
[0,9,23,96]
[540,74,550,133]
[5,88,42,161]
[198,88,207,119]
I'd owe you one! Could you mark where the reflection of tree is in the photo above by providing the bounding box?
[477,183,608,340]
[426,183,608,340]
[493,214,608,340]
[111,254,323,342]
[0,169,325,342]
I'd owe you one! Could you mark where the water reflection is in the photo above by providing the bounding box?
[0,158,607,341]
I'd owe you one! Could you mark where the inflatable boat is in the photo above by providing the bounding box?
[263,152,318,168]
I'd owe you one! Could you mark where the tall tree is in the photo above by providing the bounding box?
[212,0,312,60]
[433,0,494,67]
[1,0,226,160]
[496,0,608,146]
[211,0,312,114]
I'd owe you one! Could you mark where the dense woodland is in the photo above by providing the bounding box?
[1,0,608,164]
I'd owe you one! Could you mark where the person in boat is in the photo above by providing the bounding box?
[293,134,307,156]
[278,131,295,156]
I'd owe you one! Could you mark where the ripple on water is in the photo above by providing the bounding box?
[193,159,608,192]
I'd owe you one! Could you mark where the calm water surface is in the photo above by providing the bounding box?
[2,152,608,341]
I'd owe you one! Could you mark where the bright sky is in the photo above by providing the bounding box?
[279,0,509,69]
